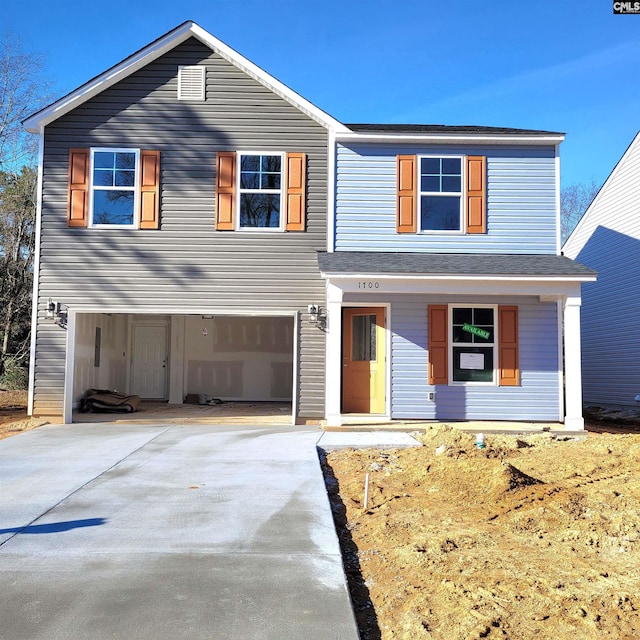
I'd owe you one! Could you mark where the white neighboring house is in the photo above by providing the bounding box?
[563,131,640,409]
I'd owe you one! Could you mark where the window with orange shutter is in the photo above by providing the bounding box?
[67,148,161,229]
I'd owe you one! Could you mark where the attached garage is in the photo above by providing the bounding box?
[70,312,296,423]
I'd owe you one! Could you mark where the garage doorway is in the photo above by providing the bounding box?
[70,312,296,424]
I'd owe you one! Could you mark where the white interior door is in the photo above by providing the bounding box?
[132,325,167,399]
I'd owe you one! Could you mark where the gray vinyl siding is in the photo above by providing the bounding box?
[335,143,557,253]
[34,38,328,417]
[563,134,640,408]
[385,295,560,421]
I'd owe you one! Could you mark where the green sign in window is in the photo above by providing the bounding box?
[462,323,490,340]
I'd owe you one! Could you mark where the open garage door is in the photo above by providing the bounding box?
[71,313,295,423]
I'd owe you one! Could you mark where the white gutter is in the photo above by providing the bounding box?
[319,273,597,283]
[27,132,45,415]
[326,128,337,252]
[334,132,565,146]
[555,143,561,255]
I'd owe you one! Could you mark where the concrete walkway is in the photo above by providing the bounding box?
[0,423,365,640]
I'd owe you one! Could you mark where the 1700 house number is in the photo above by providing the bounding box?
[358,281,380,289]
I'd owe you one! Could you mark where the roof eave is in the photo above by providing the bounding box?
[320,272,596,283]
[23,21,349,134]
[335,131,566,146]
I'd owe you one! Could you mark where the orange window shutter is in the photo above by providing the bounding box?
[498,305,519,386]
[67,149,89,227]
[216,151,236,230]
[428,305,448,385]
[139,150,161,230]
[466,155,486,234]
[285,152,306,231]
[397,155,417,233]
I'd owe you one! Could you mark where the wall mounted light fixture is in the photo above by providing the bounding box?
[45,299,68,327]
[307,304,319,324]
[307,303,326,329]
[55,303,68,327]
[45,298,56,320]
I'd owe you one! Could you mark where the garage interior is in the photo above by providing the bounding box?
[71,312,295,424]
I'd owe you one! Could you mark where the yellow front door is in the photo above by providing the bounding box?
[342,307,386,414]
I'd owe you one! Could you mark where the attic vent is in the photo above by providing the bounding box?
[178,66,205,100]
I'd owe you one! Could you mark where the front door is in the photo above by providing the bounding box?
[131,325,167,399]
[342,307,386,414]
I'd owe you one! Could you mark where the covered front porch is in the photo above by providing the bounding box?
[318,252,597,430]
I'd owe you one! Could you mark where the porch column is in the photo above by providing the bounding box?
[564,295,585,430]
[325,282,343,426]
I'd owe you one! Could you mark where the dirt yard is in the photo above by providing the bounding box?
[324,424,640,640]
[3,390,640,638]
[0,390,49,440]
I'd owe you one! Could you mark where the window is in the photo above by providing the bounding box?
[215,151,306,232]
[90,149,139,227]
[419,156,463,232]
[428,304,519,387]
[396,155,486,235]
[238,153,284,229]
[178,66,205,100]
[351,314,377,361]
[451,306,496,383]
[67,148,160,229]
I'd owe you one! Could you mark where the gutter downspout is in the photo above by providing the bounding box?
[27,128,45,416]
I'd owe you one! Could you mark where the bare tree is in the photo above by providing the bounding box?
[0,167,36,379]
[0,34,50,384]
[561,179,601,244]
[0,34,51,169]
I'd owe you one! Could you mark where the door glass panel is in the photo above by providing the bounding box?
[352,314,377,361]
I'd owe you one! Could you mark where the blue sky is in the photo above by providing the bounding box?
[3,0,639,187]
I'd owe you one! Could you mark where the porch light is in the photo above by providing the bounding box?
[307,304,319,324]
[46,299,68,327]
[45,298,56,320]
[55,303,68,327]
[307,304,326,329]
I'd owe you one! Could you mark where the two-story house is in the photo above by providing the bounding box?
[320,125,596,429]
[24,22,595,429]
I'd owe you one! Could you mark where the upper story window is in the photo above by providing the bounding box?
[90,149,140,227]
[67,148,160,229]
[396,154,486,235]
[238,153,284,229]
[419,156,463,232]
[215,151,306,232]
[178,65,205,100]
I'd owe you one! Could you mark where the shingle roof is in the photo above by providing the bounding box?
[345,124,565,136]
[317,252,596,278]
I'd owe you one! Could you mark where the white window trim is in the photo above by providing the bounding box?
[89,148,140,229]
[418,154,465,235]
[178,65,205,101]
[235,151,285,232]
[448,303,497,386]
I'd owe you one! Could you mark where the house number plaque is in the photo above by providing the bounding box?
[358,281,380,289]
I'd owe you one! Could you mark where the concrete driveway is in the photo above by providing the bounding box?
[0,423,360,640]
